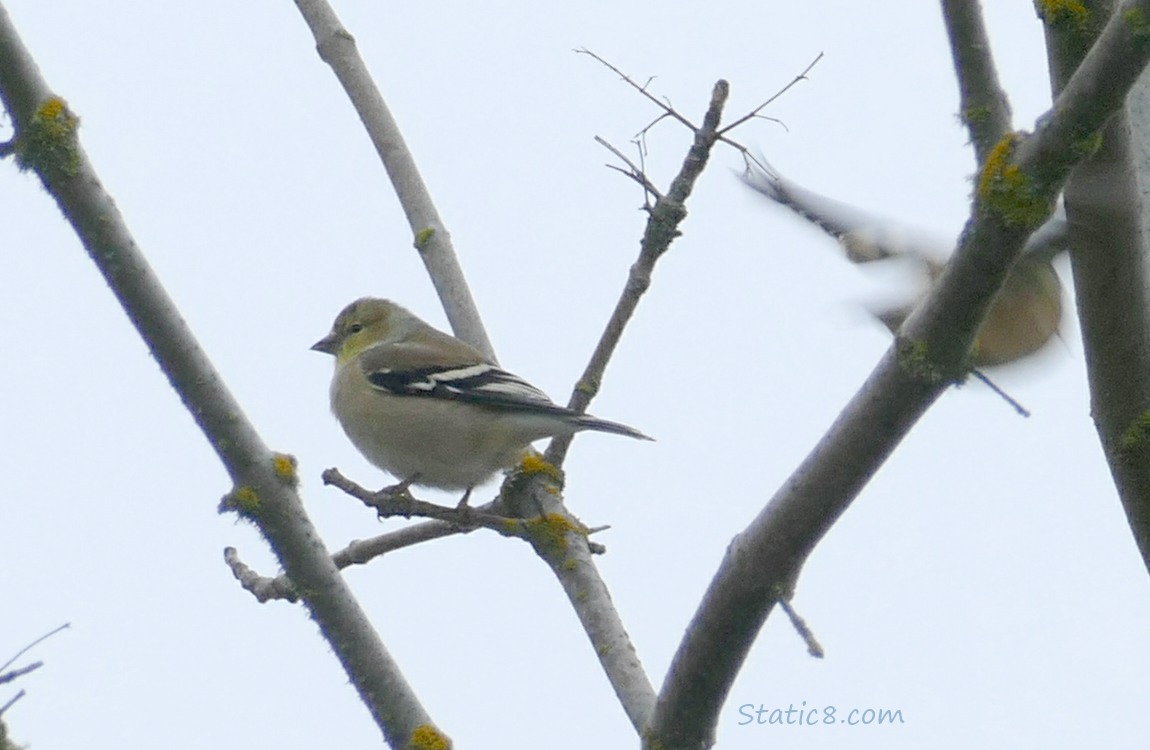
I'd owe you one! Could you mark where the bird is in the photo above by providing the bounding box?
[740,158,1066,368]
[312,297,651,506]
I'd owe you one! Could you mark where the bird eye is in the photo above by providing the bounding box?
[347,323,365,334]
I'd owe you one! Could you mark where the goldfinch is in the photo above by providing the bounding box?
[312,298,651,503]
[741,159,1065,368]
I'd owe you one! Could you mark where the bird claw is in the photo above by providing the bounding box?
[369,480,417,519]
[373,480,414,501]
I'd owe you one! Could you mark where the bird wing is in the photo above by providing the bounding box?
[741,158,944,265]
[359,341,579,417]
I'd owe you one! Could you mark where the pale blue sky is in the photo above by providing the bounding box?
[3,2,1148,748]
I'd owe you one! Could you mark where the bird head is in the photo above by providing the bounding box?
[312,297,412,365]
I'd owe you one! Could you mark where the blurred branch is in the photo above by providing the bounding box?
[291,0,495,360]
[737,156,1066,373]
[1044,0,1150,574]
[648,3,1150,746]
[0,663,40,688]
[940,0,1012,163]
[0,6,442,747]
[0,689,23,717]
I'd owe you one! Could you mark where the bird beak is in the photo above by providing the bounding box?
[311,333,338,354]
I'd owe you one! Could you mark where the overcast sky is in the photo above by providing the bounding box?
[4,2,1149,748]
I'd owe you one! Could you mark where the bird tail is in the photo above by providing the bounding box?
[573,415,653,441]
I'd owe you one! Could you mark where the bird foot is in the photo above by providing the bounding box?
[369,479,418,519]
[373,480,415,501]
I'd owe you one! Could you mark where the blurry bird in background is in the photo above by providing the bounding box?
[740,158,1067,369]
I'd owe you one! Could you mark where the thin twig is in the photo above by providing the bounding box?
[0,662,42,687]
[634,110,676,143]
[0,689,25,717]
[0,624,69,674]
[776,598,824,659]
[575,48,697,131]
[224,547,300,603]
[333,522,472,566]
[330,522,606,567]
[594,135,663,202]
[228,504,608,604]
[718,51,823,135]
[547,77,731,468]
[970,369,1030,417]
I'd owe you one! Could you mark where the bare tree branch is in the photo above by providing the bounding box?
[320,467,541,538]
[510,476,658,729]
[513,65,735,732]
[547,78,731,467]
[224,547,301,603]
[648,3,1150,746]
[594,135,664,201]
[940,0,1013,163]
[574,48,699,132]
[1044,0,1150,574]
[291,0,494,360]
[332,519,475,565]
[718,52,823,135]
[0,7,444,746]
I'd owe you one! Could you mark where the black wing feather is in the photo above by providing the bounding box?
[366,362,581,419]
